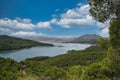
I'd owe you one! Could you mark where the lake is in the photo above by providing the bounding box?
[0,43,91,61]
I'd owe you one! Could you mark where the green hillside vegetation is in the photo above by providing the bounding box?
[0,37,119,80]
[0,35,53,51]
[0,57,21,80]
[0,44,108,80]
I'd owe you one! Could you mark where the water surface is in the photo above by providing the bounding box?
[0,43,91,61]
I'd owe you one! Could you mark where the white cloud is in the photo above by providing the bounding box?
[50,18,58,24]
[0,18,53,31]
[11,31,46,37]
[36,21,52,29]
[0,28,12,32]
[61,4,90,19]
[99,26,109,37]
[0,18,35,31]
[57,15,94,28]
[97,21,110,37]
[54,3,109,37]
[77,3,83,6]
[53,4,95,28]
[0,3,110,37]
[15,18,32,23]
[0,28,13,35]
[0,18,52,37]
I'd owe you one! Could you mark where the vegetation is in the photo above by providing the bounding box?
[97,38,109,50]
[0,35,53,51]
[0,0,120,79]
[0,45,108,80]
[88,0,120,79]
[0,57,21,80]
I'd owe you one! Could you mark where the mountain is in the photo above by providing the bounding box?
[68,34,101,44]
[0,35,53,51]
[22,36,76,43]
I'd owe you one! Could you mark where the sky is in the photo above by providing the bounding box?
[0,0,109,37]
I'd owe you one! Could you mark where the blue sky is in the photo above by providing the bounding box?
[0,0,109,37]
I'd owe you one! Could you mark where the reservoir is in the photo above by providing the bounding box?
[0,43,91,61]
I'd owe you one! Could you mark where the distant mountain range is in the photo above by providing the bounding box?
[21,34,101,44]
[23,36,76,43]
[67,34,101,44]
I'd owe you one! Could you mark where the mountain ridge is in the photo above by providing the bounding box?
[67,34,101,44]
[0,35,53,51]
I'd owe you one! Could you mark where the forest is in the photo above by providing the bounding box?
[0,35,53,51]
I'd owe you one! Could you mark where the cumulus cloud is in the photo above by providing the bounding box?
[99,26,109,37]
[0,18,52,37]
[0,18,52,31]
[61,4,90,19]
[15,18,32,23]
[0,18,35,31]
[97,21,110,37]
[36,21,52,29]
[57,15,94,28]
[50,18,58,24]
[0,3,110,37]
[11,31,46,37]
[0,28,13,35]
[52,4,95,28]
[55,3,109,37]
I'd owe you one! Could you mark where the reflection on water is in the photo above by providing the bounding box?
[0,43,91,61]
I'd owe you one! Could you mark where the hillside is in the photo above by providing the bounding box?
[68,34,101,44]
[0,46,107,80]
[0,35,53,51]
[25,47,106,68]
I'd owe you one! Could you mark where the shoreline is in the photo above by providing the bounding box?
[0,45,54,52]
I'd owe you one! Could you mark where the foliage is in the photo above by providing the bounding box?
[0,45,116,80]
[66,66,85,80]
[20,46,107,79]
[26,56,50,62]
[0,35,53,51]
[109,16,120,49]
[98,38,109,50]
[43,66,66,80]
[88,0,120,22]
[0,57,21,80]
[26,47,106,69]
[88,0,120,79]
[82,63,110,80]
[107,47,120,78]
[85,45,103,51]
[20,60,50,76]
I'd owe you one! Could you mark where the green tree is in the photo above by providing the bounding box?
[66,66,84,80]
[98,38,109,50]
[82,63,110,80]
[88,0,120,79]
[0,57,21,80]
[44,66,66,80]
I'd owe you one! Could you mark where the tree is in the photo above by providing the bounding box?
[66,66,84,80]
[88,0,120,22]
[81,63,110,80]
[98,38,109,50]
[43,66,66,80]
[88,0,120,79]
